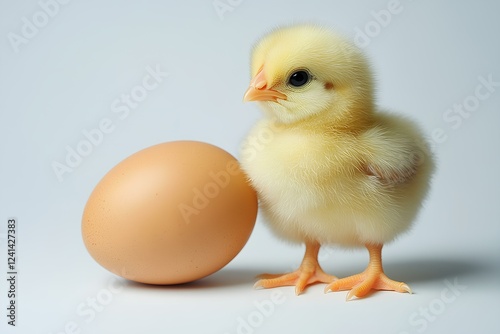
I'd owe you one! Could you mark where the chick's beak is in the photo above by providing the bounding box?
[243,68,287,102]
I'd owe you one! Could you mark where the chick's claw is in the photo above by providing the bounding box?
[253,242,337,295]
[325,244,412,300]
[255,265,337,295]
[325,271,411,301]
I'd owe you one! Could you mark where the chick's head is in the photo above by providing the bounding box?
[244,24,375,126]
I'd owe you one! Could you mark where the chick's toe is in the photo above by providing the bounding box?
[324,244,412,300]
[255,242,337,295]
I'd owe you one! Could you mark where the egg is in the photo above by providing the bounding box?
[82,141,258,285]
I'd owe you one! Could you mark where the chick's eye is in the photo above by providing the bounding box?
[288,70,310,87]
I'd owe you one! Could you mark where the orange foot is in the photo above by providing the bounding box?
[325,244,411,300]
[255,242,337,295]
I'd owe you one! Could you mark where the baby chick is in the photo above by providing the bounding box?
[240,24,434,300]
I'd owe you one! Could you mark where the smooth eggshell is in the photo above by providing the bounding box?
[82,141,258,284]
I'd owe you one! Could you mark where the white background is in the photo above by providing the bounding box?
[1,0,499,333]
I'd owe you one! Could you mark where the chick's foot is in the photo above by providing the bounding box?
[324,244,411,300]
[254,242,337,295]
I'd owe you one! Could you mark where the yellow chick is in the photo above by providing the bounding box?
[240,24,435,300]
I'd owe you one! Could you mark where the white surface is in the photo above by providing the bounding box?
[1,0,500,333]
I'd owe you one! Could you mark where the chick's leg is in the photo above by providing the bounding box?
[255,241,337,295]
[325,244,411,301]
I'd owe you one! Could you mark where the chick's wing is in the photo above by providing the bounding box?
[359,113,428,186]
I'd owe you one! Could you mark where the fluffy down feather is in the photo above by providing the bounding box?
[240,24,435,298]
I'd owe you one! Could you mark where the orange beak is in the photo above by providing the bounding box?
[243,68,287,102]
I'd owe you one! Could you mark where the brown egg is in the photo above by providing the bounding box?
[82,141,258,284]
